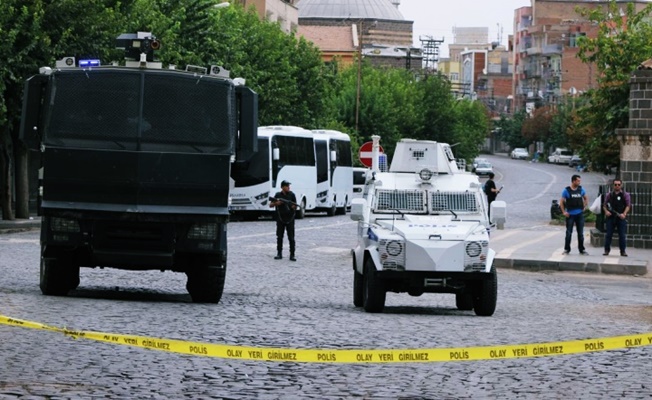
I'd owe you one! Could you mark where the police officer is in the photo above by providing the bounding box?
[559,174,589,255]
[270,180,297,261]
[603,179,631,256]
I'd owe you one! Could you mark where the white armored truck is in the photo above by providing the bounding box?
[350,137,504,316]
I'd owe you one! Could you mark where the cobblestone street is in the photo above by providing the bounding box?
[1,215,652,398]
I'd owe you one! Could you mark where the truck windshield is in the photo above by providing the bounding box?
[231,138,270,187]
[45,70,235,153]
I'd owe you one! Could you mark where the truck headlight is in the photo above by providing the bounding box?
[50,217,80,233]
[379,239,405,270]
[465,241,482,257]
[187,223,217,240]
[386,240,403,256]
[254,192,269,201]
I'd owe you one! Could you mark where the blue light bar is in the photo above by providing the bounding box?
[79,59,101,67]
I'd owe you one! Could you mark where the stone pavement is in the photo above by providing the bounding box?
[491,226,649,276]
[1,216,648,276]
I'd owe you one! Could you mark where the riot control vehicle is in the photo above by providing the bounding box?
[350,137,504,315]
[19,32,258,303]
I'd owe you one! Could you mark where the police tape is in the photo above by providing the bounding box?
[1,314,651,363]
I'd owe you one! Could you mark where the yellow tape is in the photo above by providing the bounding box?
[1,314,651,363]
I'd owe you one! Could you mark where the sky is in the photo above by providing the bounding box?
[398,0,531,57]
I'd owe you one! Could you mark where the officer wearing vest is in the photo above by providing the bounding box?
[559,174,589,255]
[602,179,631,257]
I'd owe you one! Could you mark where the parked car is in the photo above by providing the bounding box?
[471,157,488,172]
[475,162,493,176]
[548,148,573,164]
[568,155,583,168]
[511,148,529,160]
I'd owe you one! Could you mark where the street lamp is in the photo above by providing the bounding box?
[213,2,230,8]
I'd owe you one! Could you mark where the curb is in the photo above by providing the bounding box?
[494,257,648,276]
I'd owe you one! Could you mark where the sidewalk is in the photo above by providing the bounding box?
[0,217,41,233]
[0,217,648,276]
[491,227,649,276]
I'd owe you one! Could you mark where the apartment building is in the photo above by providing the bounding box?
[512,0,651,113]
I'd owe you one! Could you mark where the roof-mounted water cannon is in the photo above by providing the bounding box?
[116,32,161,66]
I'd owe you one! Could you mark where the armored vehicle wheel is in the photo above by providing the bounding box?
[455,292,474,311]
[40,256,72,296]
[326,203,336,216]
[68,266,80,290]
[296,199,306,219]
[353,270,363,307]
[186,265,226,303]
[363,258,385,313]
[472,266,497,316]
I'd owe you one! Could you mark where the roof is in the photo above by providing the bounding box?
[297,0,405,21]
[297,25,356,52]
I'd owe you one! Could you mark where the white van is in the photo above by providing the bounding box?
[548,148,573,164]
[352,167,368,200]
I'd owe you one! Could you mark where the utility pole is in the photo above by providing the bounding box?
[356,20,363,133]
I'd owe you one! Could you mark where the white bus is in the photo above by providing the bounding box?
[230,126,317,219]
[312,130,353,216]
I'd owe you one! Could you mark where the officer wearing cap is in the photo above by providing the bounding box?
[270,180,297,261]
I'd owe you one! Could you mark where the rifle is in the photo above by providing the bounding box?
[269,196,301,210]
[606,203,622,219]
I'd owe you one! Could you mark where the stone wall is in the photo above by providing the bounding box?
[592,69,652,249]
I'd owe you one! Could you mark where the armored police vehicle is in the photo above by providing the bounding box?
[19,33,258,303]
[350,137,502,315]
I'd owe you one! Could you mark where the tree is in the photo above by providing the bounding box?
[575,0,652,169]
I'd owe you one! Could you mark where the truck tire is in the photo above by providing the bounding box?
[296,199,306,220]
[363,258,385,313]
[326,203,336,216]
[40,257,72,296]
[455,292,474,311]
[186,265,226,303]
[353,269,363,307]
[472,266,497,316]
[336,197,347,215]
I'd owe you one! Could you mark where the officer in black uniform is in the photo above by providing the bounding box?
[270,180,297,261]
[602,179,631,256]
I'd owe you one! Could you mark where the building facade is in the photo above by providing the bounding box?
[236,0,299,33]
[512,0,651,113]
[296,0,422,69]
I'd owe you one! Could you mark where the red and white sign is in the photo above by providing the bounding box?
[358,141,384,168]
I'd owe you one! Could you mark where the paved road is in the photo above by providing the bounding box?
[2,212,652,398]
[480,154,613,229]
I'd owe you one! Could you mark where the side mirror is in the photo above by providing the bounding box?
[330,150,337,163]
[272,148,280,161]
[350,198,367,222]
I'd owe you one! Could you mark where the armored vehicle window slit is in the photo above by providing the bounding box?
[374,189,427,214]
[430,191,479,213]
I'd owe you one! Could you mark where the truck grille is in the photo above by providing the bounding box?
[431,191,479,213]
[374,190,426,213]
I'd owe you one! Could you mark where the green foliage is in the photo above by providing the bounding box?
[574,0,652,168]
[494,110,528,150]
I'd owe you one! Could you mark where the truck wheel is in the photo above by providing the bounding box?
[455,292,474,311]
[186,265,226,303]
[326,203,336,216]
[40,257,71,296]
[336,197,347,215]
[472,266,497,316]
[353,270,363,307]
[296,199,306,220]
[363,258,385,313]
